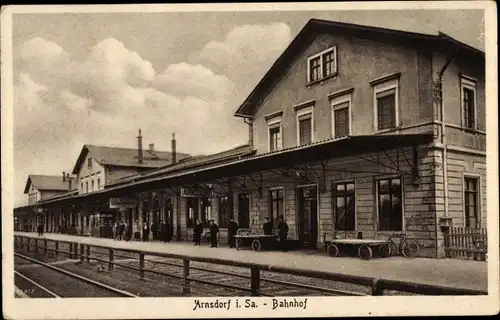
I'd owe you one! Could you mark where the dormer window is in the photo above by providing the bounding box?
[88,157,93,169]
[307,46,337,84]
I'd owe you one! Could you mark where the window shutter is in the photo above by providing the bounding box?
[334,105,349,138]
[377,89,396,130]
[299,116,312,145]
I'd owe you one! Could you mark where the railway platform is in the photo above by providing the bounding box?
[13,232,488,291]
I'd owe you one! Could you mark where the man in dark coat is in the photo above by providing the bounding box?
[143,222,149,242]
[263,217,273,235]
[209,219,219,248]
[165,220,172,243]
[151,221,157,241]
[193,219,203,246]
[228,218,239,248]
[277,215,289,251]
[159,220,166,242]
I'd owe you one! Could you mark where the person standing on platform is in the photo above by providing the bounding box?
[165,220,171,243]
[277,215,289,252]
[117,220,123,240]
[133,220,140,241]
[143,222,149,242]
[112,222,118,241]
[228,218,239,248]
[263,217,273,235]
[209,219,219,248]
[123,221,130,241]
[193,219,203,246]
[159,220,166,242]
[151,220,157,241]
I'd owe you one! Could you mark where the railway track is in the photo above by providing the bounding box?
[87,247,368,296]
[14,252,138,298]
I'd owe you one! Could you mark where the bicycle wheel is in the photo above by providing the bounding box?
[327,244,339,257]
[251,239,262,252]
[401,240,419,258]
[358,245,373,260]
[377,243,391,258]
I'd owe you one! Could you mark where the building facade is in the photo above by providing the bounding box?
[14,19,485,258]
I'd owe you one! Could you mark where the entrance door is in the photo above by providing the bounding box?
[297,186,318,248]
[238,193,250,229]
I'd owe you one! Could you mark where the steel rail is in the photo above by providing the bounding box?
[14,270,60,298]
[14,253,138,298]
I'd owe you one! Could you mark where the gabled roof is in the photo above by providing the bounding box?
[234,18,485,117]
[23,175,70,194]
[71,145,191,174]
[106,144,256,188]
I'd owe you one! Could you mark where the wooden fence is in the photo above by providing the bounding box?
[445,227,487,261]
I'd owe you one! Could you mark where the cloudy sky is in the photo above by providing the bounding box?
[10,7,484,206]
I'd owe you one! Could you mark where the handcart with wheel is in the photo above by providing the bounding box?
[325,238,392,260]
[235,234,278,252]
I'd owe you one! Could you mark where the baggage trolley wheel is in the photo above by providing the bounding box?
[236,239,241,251]
[358,244,373,260]
[251,239,262,252]
[327,244,339,257]
[377,243,391,258]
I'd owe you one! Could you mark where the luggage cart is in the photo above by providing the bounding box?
[235,234,278,252]
[325,238,391,260]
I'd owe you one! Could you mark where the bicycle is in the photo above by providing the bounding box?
[378,233,419,258]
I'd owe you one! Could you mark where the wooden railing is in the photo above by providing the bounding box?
[445,227,487,261]
[14,234,487,296]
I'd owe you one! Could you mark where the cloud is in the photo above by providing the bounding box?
[13,22,291,206]
[194,22,292,93]
[154,63,234,101]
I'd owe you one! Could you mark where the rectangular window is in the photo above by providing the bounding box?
[332,101,350,139]
[81,182,83,192]
[269,189,284,227]
[461,77,477,129]
[376,88,397,131]
[464,177,479,227]
[334,182,355,231]
[298,114,312,146]
[97,178,101,190]
[88,157,92,169]
[218,196,230,228]
[309,56,321,82]
[238,193,250,229]
[91,180,94,192]
[269,125,281,152]
[186,198,199,228]
[85,181,88,193]
[307,46,337,83]
[377,177,403,231]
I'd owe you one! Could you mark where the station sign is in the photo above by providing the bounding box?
[109,197,136,209]
[180,187,214,198]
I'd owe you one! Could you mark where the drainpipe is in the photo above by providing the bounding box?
[243,118,254,147]
[437,53,455,220]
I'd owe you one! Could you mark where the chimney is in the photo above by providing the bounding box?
[137,129,143,164]
[67,173,72,191]
[171,133,177,164]
[62,171,66,182]
[149,143,155,152]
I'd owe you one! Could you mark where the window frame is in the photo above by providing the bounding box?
[375,175,404,232]
[306,46,338,84]
[296,105,314,146]
[88,157,93,169]
[460,76,478,130]
[266,114,283,152]
[330,92,352,140]
[372,77,400,133]
[463,174,481,228]
[332,180,356,231]
[218,195,230,228]
[237,192,251,229]
[268,186,285,228]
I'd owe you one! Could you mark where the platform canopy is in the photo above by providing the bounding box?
[33,133,433,206]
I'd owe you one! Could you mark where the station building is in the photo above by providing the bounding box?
[14,19,486,258]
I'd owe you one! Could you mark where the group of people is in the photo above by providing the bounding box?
[111,220,173,243]
[191,215,289,251]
